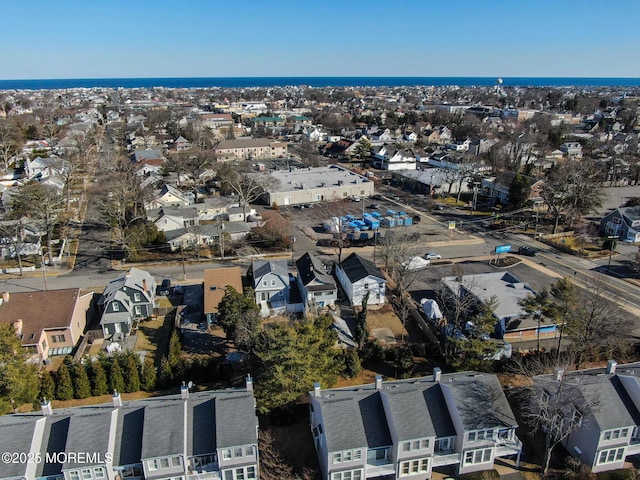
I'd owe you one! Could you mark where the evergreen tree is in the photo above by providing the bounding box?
[109,356,125,394]
[254,314,340,413]
[168,331,182,368]
[71,361,91,399]
[39,371,56,402]
[87,360,109,396]
[340,348,362,379]
[55,363,74,401]
[158,357,174,389]
[0,324,40,414]
[140,357,157,392]
[218,286,261,350]
[122,353,141,393]
[508,173,529,210]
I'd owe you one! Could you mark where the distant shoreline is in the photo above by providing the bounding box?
[1,76,640,90]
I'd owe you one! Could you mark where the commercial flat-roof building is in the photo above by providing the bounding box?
[261,165,374,206]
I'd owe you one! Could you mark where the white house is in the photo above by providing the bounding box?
[335,253,386,306]
[296,252,338,313]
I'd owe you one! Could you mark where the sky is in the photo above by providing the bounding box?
[1,0,640,79]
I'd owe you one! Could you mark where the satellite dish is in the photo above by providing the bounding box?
[188,381,194,389]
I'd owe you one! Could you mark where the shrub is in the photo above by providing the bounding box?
[596,469,637,480]
[459,470,500,480]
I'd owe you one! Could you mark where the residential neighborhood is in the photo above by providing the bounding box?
[0,78,639,480]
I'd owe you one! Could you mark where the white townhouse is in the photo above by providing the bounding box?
[0,380,259,480]
[309,371,522,480]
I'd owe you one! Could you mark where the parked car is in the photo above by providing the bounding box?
[158,279,171,295]
[424,252,442,260]
[518,246,537,256]
[368,203,380,209]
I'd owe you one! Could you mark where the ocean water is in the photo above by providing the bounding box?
[0,77,639,91]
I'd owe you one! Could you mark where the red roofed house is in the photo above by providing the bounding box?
[0,289,93,363]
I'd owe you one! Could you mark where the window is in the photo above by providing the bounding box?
[271,279,276,286]
[148,460,159,471]
[262,280,267,286]
[245,446,254,456]
[435,437,452,453]
[421,439,429,449]
[171,456,181,467]
[52,334,66,343]
[82,469,92,480]
[234,447,243,458]
[571,409,583,427]
[222,449,232,460]
[332,471,362,480]
[399,459,429,477]
[94,467,105,479]
[223,466,257,480]
[69,471,80,480]
[113,302,119,312]
[364,283,369,290]
[468,432,476,441]
[597,447,625,465]
[333,452,342,463]
[344,450,352,462]
[604,428,630,440]
[463,448,492,466]
[160,458,170,468]
[402,442,411,452]
[134,293,141,301]
[353,449,362,460]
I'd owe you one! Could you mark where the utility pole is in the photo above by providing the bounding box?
[180,244,186,280]
[40,249,48,291]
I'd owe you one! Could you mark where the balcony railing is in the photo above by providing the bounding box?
[627,438,640,455]
[432,452,460,467]
[365,460,395,478]
[494,438,523,457]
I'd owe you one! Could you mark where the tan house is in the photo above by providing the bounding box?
[204,267,244,324]
[0,289,93,363]
[215,138,287,162]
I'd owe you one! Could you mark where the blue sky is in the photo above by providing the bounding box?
[2,0,639,79]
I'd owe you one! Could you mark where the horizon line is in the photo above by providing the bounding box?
[2,75,640,82]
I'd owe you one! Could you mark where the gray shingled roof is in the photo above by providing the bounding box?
[36,415,71,478]
[142,403,185,458]
[113,406,145,466]
[384,388,435,441]
[214,393,258,448]
[0,418,37,478]
[64,412,113,468]
[445,373,518,430]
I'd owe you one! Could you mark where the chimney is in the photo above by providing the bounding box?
[13,319,23,337]
[554,367,564,382]
[375,375,383,390]
[2,291,9,302]
[181,382,189,400]
[142,278,148,293]
[112,390,122,408]
[606,360,617,375]
[246,374,253,392]
[41,398,53,416]
[433,367,442,383]
[313,382,321,398]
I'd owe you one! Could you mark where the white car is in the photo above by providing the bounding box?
[424,252,442,260]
